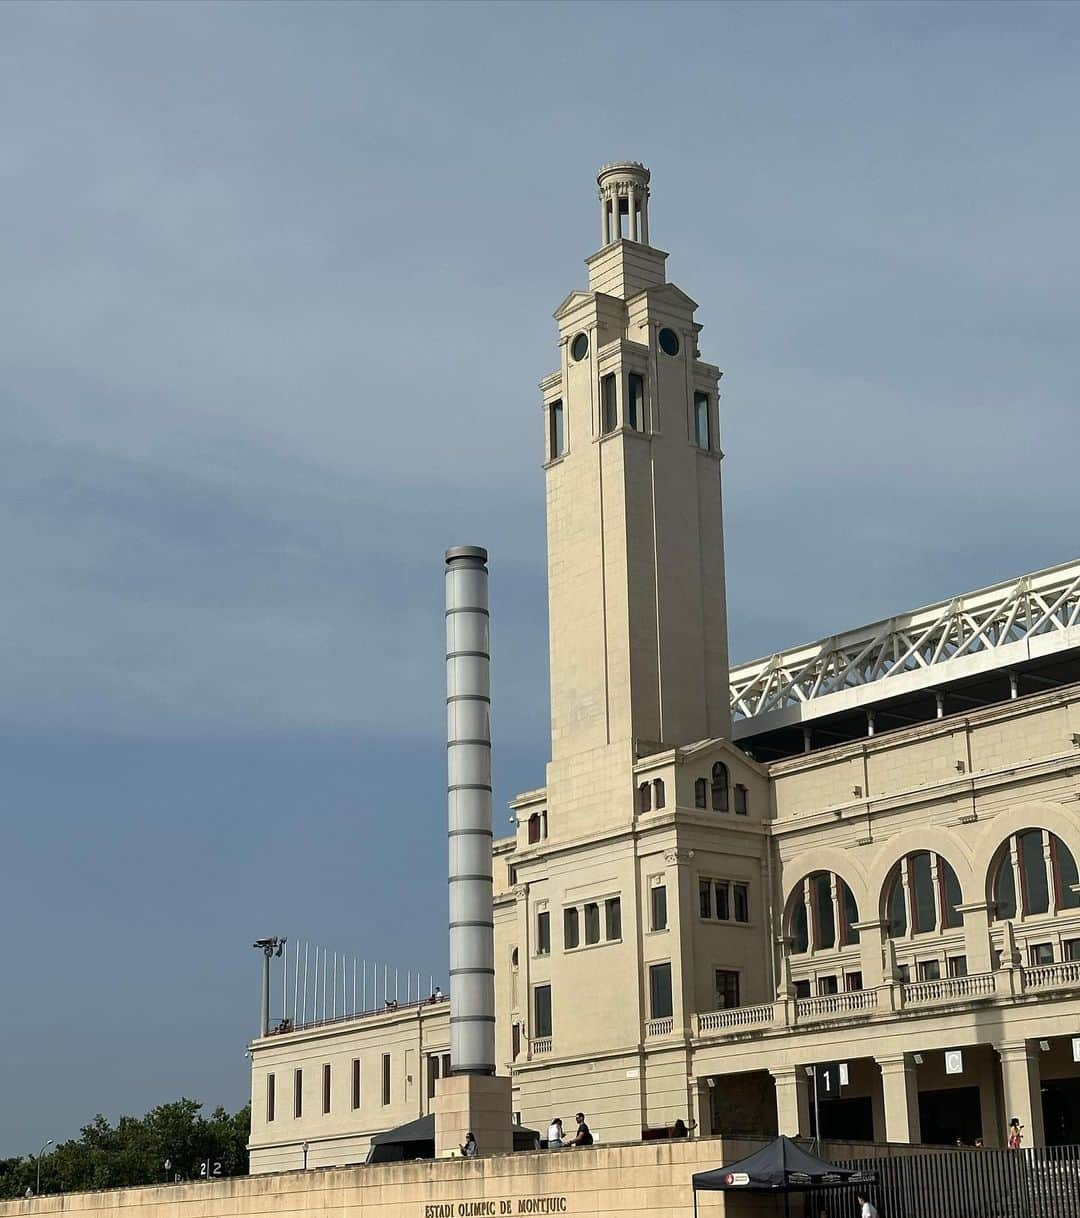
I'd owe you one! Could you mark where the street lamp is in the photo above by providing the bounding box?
[302,1141,309,1170]
[36,1139,53,1195]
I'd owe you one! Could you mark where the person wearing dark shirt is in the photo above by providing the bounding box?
[566,1112,593,1146]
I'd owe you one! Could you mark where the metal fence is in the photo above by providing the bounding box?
[816,1145,1080,1218]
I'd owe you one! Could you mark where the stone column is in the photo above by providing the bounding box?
[600,194,608,246]
[640,192,649,244]
[998,1041,1045,1147]
[877,1053,921,1143]
[628,186,638,240]
[771,1065,811,1137]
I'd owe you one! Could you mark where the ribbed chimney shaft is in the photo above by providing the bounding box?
[444,546,495,1075]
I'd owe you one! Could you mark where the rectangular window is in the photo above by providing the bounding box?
[844,971,863,992]
[733,883,749,924]
[427,1054,439,1100]
[734,785,749,816]
[584,902,600,945]
[527,814,541,844]
[381,1054,391,1106]
[715,881,730,922]
[1030,942,1054,966]
[537,910,551,956]
[1065,939,1080,963]
[795,979,811,999]
[601,373,617,433]
[294,1068,303,1119]
[699,879,712,920]
[352,1059,361,1109]
[897,963,911,984]
[651,884,668,932]
[548,400,564,460]
[918,959,941,981]
[818,974,838,995]
[267,1073,276,1123]
[715,969,740,1010]
[649,962,673,1019]
[605,897,622,941]
[564,906,579,950]
[534,985,552,1039]
[627,373,644,431]
[694,391,710,448]
[442,1053,451,1079]
[947,955,968,978]
[322,1063,331,1114]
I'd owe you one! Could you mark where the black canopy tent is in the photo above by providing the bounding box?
[691,1136,876,1217]
[365,1114,541,1164]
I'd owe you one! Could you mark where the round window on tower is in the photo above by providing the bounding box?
[658,328,680,357]
[570,333,589,362]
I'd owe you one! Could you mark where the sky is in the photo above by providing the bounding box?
[2,0,1079,1157]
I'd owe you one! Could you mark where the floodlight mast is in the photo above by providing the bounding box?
[253,937,285,1037]
[445,546,495,1076]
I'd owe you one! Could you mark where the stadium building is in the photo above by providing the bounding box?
[247,163,1080,1174]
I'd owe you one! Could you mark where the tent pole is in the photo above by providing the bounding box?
[692,1187,698,1218]
[783,1190,790,1218]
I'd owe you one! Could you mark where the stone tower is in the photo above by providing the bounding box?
[540,162,732,836]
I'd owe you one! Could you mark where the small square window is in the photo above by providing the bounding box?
[1065,939,1080,963]
[795,979,811,999]
[918,959,941,981]
[844,971,863,992]
[1030,942,1054,966]
[818,975,838,996]
[947,955,968,978]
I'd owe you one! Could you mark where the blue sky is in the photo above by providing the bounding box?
[2,0,1079,1156]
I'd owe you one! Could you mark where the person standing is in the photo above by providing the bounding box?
[1008,1118,1024,1150]
[565,1112,593,1146]
[547,1117,563,1148]
[855,1193,878,1218]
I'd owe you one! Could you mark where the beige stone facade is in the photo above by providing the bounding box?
[247,162,1080,1175]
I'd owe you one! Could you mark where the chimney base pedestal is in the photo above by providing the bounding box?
[433,1074,513,1159]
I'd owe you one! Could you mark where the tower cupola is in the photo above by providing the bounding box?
[597,161,651,246]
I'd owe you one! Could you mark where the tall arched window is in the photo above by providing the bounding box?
[653,778,665,809]
[694,778,707,809]
[638,782,652,814]
[991,829,1080,920]
[787,872,860,954]
[711,763,729,813]
[884,852,963,937]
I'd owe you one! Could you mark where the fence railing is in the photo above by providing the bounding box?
[796,989,878,1020]
[903,971,996,1006]
[645,1017,674,1038]
[816,1144,1080,1218]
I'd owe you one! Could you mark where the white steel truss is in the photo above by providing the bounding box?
[730,559,1080,736]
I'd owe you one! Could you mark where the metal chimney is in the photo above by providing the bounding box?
[444,546,495,1075]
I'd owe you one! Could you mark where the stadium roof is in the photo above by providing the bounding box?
[730,558,1080,754]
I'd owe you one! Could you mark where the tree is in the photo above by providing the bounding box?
[0,1099,250,1199]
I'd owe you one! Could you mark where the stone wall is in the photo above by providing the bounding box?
[0,1138,902,1218]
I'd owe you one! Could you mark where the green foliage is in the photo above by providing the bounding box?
[0,1100,250,1199]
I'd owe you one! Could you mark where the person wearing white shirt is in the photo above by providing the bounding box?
[546,1117,563,1148]
[856,1194,878,1218]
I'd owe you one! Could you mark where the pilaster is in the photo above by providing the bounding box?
[771,1065,811,1137]
[877,1053,921,1143]
[998,1041,1045,1148]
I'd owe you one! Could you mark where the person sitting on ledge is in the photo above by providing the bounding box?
[384,998,398,1010]
[564,1113,593,1147]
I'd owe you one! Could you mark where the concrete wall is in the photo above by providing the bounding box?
[0,1138,908,1218]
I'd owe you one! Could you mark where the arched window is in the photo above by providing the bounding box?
[694,778,707,809]
[527,813,541,844]
[653,778,665,809]
[884,852,963,937]
[990,829,1080,920]
[787,872,860,954]
[638,782,652,814]
[711,762,729,813]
